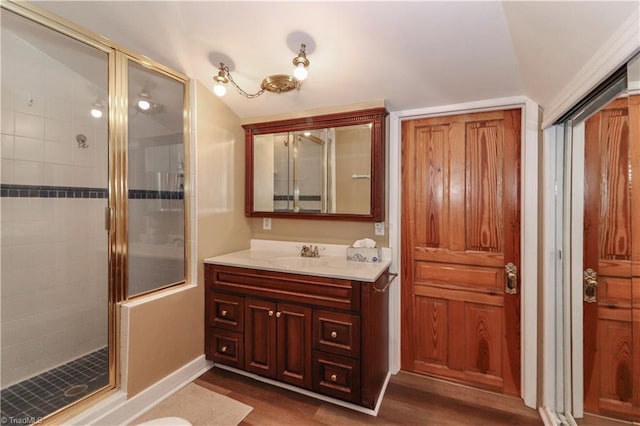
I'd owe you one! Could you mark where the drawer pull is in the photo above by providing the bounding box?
[276,312,282,318]
[330,374,337,382]
[330,331,338,338]
[220,345,228,353]
[221,310,228,317]
[269,310,274,317]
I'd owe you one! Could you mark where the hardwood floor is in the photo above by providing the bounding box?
[195,368,542,425]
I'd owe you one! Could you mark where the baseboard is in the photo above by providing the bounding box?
[214,364,390,416]
[64,355,214,425]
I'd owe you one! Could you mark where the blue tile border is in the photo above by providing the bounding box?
[0,184,183,200]
[0,184,107,199]
[273,194,321,201]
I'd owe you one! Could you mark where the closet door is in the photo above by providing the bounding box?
[583,95,640,420]
[401,109,521,395]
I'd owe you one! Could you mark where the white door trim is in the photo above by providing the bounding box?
[388,95,539,409]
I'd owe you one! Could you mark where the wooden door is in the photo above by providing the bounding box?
[583,95,640,421]
[276,303,312,389]
[401,109,521,395]
[245,298,277,377]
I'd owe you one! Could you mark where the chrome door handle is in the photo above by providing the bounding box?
[583,268,598,303]
[505,262,518,294]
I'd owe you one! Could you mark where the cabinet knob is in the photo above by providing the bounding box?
[221,310,228,317]
[220,345,228,353]
[330,374,337,382]
[276,312,282,318]
[330,331,338,339]
[269,310,274,317]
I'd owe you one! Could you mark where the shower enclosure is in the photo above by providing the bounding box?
[1,3,188,424]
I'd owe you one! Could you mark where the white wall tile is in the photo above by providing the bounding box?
[1,108,15,135]
[46,117,72,144]
[1,159,15,183]
[13,89,45,117]
[14,136,44,162]
[1,84,16,110]
[2,134,14,159]
[13,160,45,185]
[14,112,44,139]
[45,139,72,164]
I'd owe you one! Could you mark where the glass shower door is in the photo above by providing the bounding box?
[1,9,111,423]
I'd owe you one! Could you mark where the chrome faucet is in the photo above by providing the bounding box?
[300,244,320,258]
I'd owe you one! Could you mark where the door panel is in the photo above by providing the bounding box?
[245,298,277,377]
[277,303,312,389]
[401,109,521,395]
[583,96,639,420]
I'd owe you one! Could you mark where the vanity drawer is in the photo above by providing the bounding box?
[209,265,360,311]
[209,292,244,332]
[312,351,361,404]
[313,310,360,358]
[207,328,244,369]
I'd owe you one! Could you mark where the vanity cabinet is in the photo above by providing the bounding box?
[204,263,390,409]
[244,298,312,389]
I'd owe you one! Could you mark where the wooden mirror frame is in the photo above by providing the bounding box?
[243,107,387,221]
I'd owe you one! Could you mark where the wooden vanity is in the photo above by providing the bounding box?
[204,246,391,410]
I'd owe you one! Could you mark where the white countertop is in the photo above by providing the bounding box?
[204,240,391,282]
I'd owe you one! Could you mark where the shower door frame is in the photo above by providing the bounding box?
[1,1,191,422]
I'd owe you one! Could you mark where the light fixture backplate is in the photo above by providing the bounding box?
[261,74,299,93]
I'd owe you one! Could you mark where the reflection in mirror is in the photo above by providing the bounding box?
[245,108,387,221]
[253,124,371,214]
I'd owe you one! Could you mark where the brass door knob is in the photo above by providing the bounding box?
[330,331,338,338]
[584,268,598,303]
[276,312,282,318]
[268,310,274,317]
[220,345,228,353]
[505,262,518,294]
[221,310,228,317]
[330,374,337,382]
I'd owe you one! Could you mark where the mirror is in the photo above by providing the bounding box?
[244,108,387,221]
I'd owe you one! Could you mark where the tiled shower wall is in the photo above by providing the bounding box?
[1,27,108,387]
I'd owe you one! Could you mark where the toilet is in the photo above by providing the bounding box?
[136,417,192,426]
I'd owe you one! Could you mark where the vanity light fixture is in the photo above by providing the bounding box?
[213,44,310,99]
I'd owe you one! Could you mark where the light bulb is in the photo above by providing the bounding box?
[137,99,151,111]
[90,107,103,118]
[213,82,227,97]
[293,63,308,81]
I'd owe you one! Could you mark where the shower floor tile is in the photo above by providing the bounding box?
[1,347,109,425]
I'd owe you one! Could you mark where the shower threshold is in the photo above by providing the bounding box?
[0,347,109,425]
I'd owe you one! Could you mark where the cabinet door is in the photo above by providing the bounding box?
[277,303,312,389]
[245,298,277,377]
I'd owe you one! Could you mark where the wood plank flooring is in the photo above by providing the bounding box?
[195,368,542,425]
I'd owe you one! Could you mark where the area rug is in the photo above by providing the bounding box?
[130,383,253,426]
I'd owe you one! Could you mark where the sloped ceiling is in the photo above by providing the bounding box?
[31,1,639,119]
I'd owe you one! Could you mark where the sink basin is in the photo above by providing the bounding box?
[268,256,328,269]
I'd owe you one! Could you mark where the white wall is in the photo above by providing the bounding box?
[1,26,109,386]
